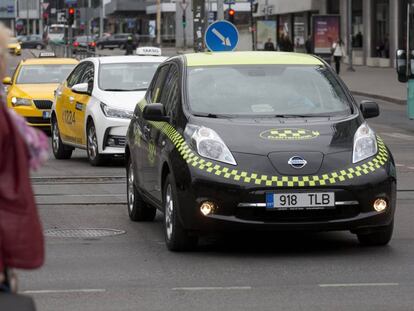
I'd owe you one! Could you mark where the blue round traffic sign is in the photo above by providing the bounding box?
[205,20,239,52]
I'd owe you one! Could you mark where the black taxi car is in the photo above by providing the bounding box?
[125,52,396,251]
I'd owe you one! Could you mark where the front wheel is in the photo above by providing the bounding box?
[163,174,198,251]
[126,157,156,221]
[357,220,394,246]
[51,117,73,159]
[86,122,106,166]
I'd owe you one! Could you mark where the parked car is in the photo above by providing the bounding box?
[96,33,138,50]
[19,35,46,50]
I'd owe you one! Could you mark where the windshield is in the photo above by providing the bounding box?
[99,63,160,91]
[9,38,18,44]
[49,26,65,34]
[187,65,352,117]
[16,64,75,84]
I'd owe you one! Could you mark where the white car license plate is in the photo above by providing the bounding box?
[266,192,335,210]
[43,111,51,119]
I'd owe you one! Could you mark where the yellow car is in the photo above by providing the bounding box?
[3,57,79,129]
[8,37,21,56]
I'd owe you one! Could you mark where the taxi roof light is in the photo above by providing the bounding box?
[136,47,162,56]
[39,52,56,58]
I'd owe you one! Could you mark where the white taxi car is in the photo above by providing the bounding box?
[51,48,167,165]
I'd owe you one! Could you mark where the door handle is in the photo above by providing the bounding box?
[143,125,151,133]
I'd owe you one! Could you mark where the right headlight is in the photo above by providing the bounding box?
[352,122,378,163]
[184,124,237,166]
[11,97,32,106]
[100,102,133,119]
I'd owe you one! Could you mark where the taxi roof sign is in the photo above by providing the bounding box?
[38,52,56,58]
[136,47,162,56]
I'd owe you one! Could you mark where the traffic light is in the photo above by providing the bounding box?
[67,7,75,26]
[227,8,235,24]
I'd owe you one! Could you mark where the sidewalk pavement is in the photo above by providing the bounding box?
[337,65,406,104]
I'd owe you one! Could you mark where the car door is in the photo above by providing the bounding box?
[139,64,170,198]
[152,64,181,202]
[72,61,94,146]
[57,62,87,143]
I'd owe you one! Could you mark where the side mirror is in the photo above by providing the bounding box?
[360,100,380,119]
[396,49,409,83]
[2,77,12,85]
[142,103,169,122]
[72,83,89,94]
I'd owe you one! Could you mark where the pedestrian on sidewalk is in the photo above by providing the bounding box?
[0,22,47,310]
[125,36,136,55]
[332,38,345,74]
[305,35,313,54]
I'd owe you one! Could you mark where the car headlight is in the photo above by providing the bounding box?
[100,102,133,119]
[352,122,378,163]
[184,124,237,166]
[11,97,32,106]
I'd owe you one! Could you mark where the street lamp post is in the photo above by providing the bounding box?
[347,0,355,71]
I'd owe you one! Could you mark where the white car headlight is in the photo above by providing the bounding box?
[184,124,237,166]
[352,122,378,163]
[11,97,32,106]
[100,102,133,119]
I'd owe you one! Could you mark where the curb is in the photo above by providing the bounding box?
[351,90,406,105]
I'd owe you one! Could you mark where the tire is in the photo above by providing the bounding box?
[36,44,43,50]
[51,116,73,160]
[86,121,106,166]
[126,157,156,221]
[357,220,394,246]
[163,174,198,251]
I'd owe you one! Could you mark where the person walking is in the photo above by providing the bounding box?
[0,22,47,310]
[332,38,345,74]
[305,35,313,54]
[264,38,275,51]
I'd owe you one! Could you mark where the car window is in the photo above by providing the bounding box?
[160,65,180,119]
[67,63,87,87]
[99,62,160,91]
[30,35,40,40]
[150,65,170,103]
[15,64,76,84]
[187,65,352,117]
[80,62,94,93]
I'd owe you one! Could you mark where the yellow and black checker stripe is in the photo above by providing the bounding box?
[260,128,320,140]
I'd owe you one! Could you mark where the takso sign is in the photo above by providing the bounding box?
[0,0,15,18]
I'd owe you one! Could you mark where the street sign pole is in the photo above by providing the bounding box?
[347,0,355,72]
[217,0,224,20]
[192,0,206,52]
[250,0,255,51]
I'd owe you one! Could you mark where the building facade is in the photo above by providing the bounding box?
[254,0,404,67]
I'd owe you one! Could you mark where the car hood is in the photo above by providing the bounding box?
[12,84,58,100]
[188,115,363,175]
[98,90,146,112]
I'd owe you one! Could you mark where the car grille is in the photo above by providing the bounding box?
[25,116,51,125]
[33,100,53,110]
[235,205,360,222]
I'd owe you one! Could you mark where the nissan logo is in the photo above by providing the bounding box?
[288,156,307,169]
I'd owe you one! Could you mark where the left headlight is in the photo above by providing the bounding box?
[184,124,237,166]
[11,97,32,106]
[100,102,133,119]
[352,122,377,163]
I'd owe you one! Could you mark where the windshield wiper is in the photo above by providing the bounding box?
[192,113,231,118]
[274,114,330,118]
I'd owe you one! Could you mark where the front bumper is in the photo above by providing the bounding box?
[95,116,131,155]
[11,105,51,128]
[173,161,396,233]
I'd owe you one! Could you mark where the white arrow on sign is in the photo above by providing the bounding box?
[212,28,231,46]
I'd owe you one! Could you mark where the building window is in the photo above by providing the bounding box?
[373,0,390,58]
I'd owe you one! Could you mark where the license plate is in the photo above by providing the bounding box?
[43,111,51,119]
[266,192,335,210]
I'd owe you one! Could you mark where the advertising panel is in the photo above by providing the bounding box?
[0,0,15,19]
[312,15,340,54]
[256,20,277,50]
